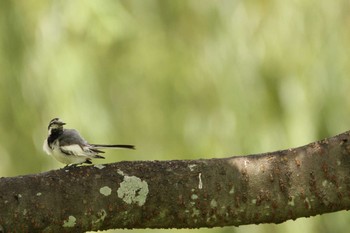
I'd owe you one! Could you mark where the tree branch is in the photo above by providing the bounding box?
[1,131,350,232]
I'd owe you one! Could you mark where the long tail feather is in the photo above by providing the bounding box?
[91,144,135,150]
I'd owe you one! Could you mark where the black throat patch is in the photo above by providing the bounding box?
[47,128,63,149]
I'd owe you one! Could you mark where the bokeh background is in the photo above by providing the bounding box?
[1,0,350,232]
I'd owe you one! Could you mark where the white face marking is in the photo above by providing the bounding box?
[48,124,64,135]
[47,118,66,135]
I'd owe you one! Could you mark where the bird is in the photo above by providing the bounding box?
[43,118,135,166]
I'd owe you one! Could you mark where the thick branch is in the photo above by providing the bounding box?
[1,131,350,232]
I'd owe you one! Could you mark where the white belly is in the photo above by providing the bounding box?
[43,139,88,165]
[51,148,88,165]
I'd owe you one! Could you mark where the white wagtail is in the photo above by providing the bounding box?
[43,118,135,166]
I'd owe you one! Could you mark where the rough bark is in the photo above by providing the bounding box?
[1,131,350,233]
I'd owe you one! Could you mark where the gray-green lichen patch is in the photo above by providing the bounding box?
[92,209,107,226]
[117,172,149,206]
[192,207,200,217]
[188,164,197,171]
[94,164,106,169]
[288,196,295,206]
[36,192,42,196]
[229,186,235,194]
[63,215,76,227]
[117,169,125,176]
[210,199,217,208]
[322,180,328,187]
[99,186,112,196]
[207,214,217,223]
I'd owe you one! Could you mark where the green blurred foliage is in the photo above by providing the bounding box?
[1,0,350,232]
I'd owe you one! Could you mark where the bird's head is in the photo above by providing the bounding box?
[47,118,66,132]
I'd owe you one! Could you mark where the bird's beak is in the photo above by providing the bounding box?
[55,121,66,126]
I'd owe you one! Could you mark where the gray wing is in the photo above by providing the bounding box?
[58,129,104,157]
[58,129,89,147]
